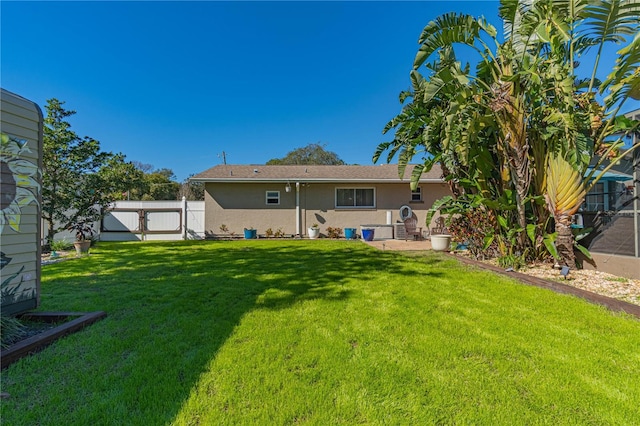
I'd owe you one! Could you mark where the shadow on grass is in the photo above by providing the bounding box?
[1,240,443,424]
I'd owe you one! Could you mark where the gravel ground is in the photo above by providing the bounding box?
[41,250,74,265]
[519,263,640,306]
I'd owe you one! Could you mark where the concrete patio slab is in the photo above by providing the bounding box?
[363,239,432,251]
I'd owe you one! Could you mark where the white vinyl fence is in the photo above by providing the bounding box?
[43,198,205,243]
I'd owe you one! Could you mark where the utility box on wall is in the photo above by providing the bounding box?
[1,89,43,316]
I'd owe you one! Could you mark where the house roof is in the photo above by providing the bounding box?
[190,164,445,183]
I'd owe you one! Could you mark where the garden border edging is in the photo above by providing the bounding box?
[1,311,107,370]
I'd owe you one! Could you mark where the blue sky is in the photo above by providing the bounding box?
[1,1,636,181]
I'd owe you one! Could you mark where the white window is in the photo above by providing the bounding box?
[266,191,280,205]
[411,186,422,202]
[336,188,375,208]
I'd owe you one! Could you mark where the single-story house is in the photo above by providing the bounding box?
[190,164,450,239]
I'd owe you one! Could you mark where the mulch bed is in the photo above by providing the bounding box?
[1,311,106,370]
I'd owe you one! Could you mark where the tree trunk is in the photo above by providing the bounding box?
[440,163,462,198]
[514,180,528,249]
[46,219,55,246]
[506,140,530,252]
[555,215,575,267]
[497,89,530,253]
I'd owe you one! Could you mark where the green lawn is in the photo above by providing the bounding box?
[2,240,639,425]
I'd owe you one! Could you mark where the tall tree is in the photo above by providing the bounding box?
[127,165,181,200]
[143,169,180,200]
[132,161,154,174]
[179,174,205,201]
[375,0,640,266]
[42,99,142,243]
[267,143,346,165]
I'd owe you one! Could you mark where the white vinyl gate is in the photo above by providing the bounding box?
[100,199,205,241]
[43,199,205,243]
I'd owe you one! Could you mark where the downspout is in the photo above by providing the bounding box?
[296,182,301,237]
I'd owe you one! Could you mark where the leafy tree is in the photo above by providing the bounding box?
[143,169,180,200]
[132,161,154,174]
[267,143,346,165]
[42,99,142,243]
[179,175,205,201]
[126,165,180,200]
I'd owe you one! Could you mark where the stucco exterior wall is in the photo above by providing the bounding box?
[204,183,299,236]
[1,89,43,315]
[203,181,451,237]
[580,252,640,280]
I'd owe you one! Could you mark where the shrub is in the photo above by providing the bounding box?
[326,227,342,239]
[448,208,498,259]
[497,253,526,271]
[50,239,71,251]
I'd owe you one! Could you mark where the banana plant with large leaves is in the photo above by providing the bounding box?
[505,0,640,266]
[374,46,498,201]
[376,0,640,264]
[382,9,547,248]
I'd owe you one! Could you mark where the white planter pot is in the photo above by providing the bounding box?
[73,240,91,256]
[308,227,320,239]
[431,234,451,252]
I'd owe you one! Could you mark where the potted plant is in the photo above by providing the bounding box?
[344,228,357,240]
[308,223,320,239]
[68,221,95,256]
[426,204,453,252]
[243,227,257,239]
[430,234,452,251]
[361,227,375,241]
[428,216,451,251]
